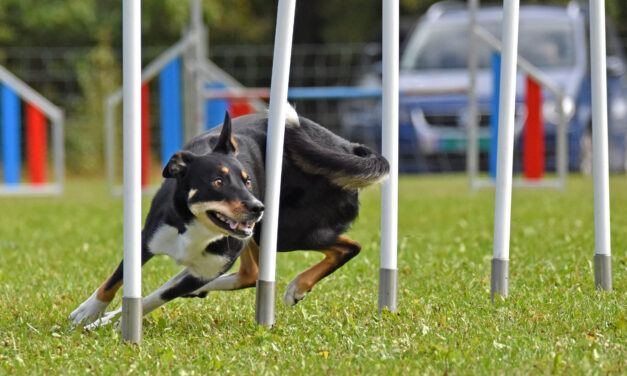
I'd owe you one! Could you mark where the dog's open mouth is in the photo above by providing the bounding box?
[207,211,256,237]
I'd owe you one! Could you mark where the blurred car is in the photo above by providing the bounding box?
[341,1,627,173]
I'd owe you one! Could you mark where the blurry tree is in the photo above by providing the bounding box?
[0,0,625,48]
[68,32,119,174]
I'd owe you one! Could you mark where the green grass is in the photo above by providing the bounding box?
[0,175,625,375]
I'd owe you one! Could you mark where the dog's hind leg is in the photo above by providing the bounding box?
[69,246,154,325]
[186,239,259,297]
[283,236,361,306]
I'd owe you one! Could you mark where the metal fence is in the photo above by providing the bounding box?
[0,43,380,132]
[210,43,381,131]
[3,37,627,128]
[2,37,627,172]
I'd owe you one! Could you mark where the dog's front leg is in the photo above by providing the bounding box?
[187,239,259,296]
[85,267,208,330]
[70,247,154,326]
[69,261,126,326]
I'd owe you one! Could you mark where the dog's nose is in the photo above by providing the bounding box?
[246,201,264,215]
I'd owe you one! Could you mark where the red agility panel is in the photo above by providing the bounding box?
[26,103,47,184]
[141,83,151,188]
[228,101,255,118]
[523,77,544,180]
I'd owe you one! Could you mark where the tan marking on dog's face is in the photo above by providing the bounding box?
[241,170,248,180]
[221,167,229,174]
[188,189,198,200]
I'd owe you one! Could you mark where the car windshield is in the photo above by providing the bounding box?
[401,17,576,70]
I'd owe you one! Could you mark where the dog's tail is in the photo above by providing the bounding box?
[285,126,390,190]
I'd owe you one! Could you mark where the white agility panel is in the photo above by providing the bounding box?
[121,0,142,343]
[255,0,297,326]
[378,0,399,313]
[491,0,520,301]
[589,0,612,291]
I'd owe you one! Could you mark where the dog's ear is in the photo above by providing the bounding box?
[163,151,195,179]
[213,112,238,155]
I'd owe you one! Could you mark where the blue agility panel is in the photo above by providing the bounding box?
[206,82,228,130]
[287,86,382,99]
[489,52,501,179]
[159,58,183,167]
[1,85,21,184]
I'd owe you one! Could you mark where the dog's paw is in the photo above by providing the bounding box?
[84,308,122,331]
[283,279,308,306]
[69,291,110,326]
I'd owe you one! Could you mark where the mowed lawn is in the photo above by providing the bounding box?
[0,175,625,375]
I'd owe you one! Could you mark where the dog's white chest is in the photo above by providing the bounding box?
[148,221,229,279]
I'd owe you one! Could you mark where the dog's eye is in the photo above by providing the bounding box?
[213,178,223,188]
[245,179,252,188]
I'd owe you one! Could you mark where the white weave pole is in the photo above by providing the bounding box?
[255,0,296,326]
[490,0,520,301]
[121,0,142,343]
[378,0,399,313]
[589,0,612,291]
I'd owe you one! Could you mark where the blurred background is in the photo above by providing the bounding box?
[0,0,626,184]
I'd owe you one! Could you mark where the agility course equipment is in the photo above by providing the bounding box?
[255,0,399,326]
[589,0,612,291]
[486,0,612,300]
[0,65,64,195]
[490,0,520,300]
[105,0,261,195]
[255,0,297,326]
[115,0,263,342]
[467,18,570,191]
[379,0,399,313]
[120,0,142,344]
[105,55,260,195]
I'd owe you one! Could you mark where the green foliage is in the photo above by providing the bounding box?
[0,175,625,374]
[67,38,120,174]
[203,0,274,44]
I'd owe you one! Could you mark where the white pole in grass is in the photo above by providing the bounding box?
[589,0,612,291]
[490,0,520,301]
[255,0,296,326]
[378,0,399,313]
[191,0,207,135]
[121,0,142,343]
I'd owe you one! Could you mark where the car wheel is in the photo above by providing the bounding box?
[579,127,593,175]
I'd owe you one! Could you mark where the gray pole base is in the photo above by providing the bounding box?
[255,280,275,326]
[378,268,398,313]
[594,254,612,291]
[491,258,509,302]
[121,296,142,344]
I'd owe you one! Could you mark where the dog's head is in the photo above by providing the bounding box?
[163,112,264,239]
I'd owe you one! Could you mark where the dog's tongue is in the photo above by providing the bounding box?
[227,219,239,230]
[227,219,254,232]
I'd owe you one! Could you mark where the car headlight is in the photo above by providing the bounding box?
[610,97,627,121]
[542,96,575,125]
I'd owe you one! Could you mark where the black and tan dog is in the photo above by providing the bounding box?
[70,105,389,327]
